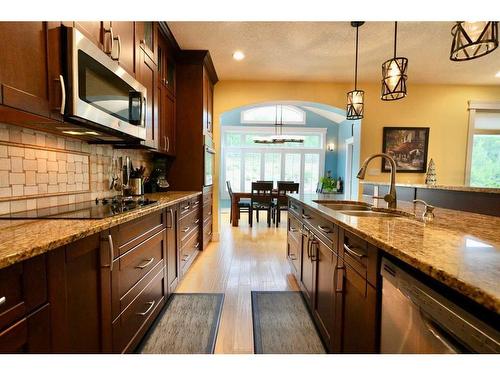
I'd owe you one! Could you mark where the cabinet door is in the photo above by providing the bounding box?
[340,265,378,353]
[136,22,157,64]
[166,206,180,294]
[300,231,314,306]
[74,21,104,48]
[110,21,136,77]
[0,22,51,117]
[311,238,337,351]
[207,78,213,135]
[47,233,112,353]
[137,49,158,149]
[164,90,176,155]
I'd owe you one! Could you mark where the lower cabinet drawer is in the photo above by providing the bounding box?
[0,255,47,332]
[179,209,201,245]
[302,208,336,245]
[288,214,301,243]
[180,233,200,273]
[287,235,301,276]
[112,268,165,353]
[0,303,50,354]
[112,229,165,317]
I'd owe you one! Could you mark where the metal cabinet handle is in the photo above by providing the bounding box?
[343,243,365,259]
[301,214,311,220]
[289,227,298,232]
[182,204,190,211]
[317,225,331,234]
[111,34,121,61]
[167,209,173,229]
[58,75,66,115]
[136,301,155,316]
[141,96,147,127]
[103,26,114,55]
[194,219,200,224]
[166,136,170,152]
[289,253,297,260]
[108,234,114,272]
[0,296,6,307]
[192,200,200,207]
[195,242,200,249]
[335,266,345,293]
[135,257,155,269]
[208,231,212,236]
[182,226,190,233]
[310,239,318,262]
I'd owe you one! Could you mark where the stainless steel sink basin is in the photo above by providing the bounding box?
[314,200,372,211]
[339,210,408,218]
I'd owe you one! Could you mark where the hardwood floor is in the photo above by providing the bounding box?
[176,211,300,354]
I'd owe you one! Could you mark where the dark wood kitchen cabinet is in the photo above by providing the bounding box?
[0,254,50,353]
[203,67,214,136]
[137,47,159,149]
[110,21,136,77]
[0,22,56,119]
[136,21,157,64]
[47,233,112,353]
[72,21,105,49]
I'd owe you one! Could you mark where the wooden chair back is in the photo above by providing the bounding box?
[251,181,273,207]
[226,180,234,199]
[276,182,300,207]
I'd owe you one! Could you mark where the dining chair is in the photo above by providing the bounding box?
[257,180,274,189]
[226,181,251,224]
[275,182,300,227]
[250,181,274,227]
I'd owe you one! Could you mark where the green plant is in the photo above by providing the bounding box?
[320,176,337,192]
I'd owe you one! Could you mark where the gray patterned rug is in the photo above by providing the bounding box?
[251,291,326,354]
[136,293,224,354]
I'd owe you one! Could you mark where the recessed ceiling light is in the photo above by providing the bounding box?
[232,50,245,61]
[495,71,500,78]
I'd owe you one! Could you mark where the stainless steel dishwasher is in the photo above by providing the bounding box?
[380,257,500,353]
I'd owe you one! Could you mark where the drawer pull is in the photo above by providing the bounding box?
[136,301,155,316]
[195,242,200,249]
[208,231,212,235]
[135,257,155,269]
[182,255,189,261]
[182,226,191,233]
[181,205,190,211]
[289,254,297,260]
[289,227,298,232]
[192,201,200,206]
[0,296,6,307]
[343,244,365,259]
[194,219,200,224]
[301,214,311,220]
[317,225,332,234]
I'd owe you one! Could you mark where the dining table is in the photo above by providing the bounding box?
[230,190,279,227]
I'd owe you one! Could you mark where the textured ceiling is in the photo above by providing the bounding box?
[167,21,500,85]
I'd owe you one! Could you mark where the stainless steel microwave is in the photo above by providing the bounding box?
[61,27,147,142]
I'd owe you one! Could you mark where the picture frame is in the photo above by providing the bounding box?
[382,127,430,173]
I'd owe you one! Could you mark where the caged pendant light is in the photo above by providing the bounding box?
[381,22,408,101]
[346,21,365,120]
[450,21,498,61]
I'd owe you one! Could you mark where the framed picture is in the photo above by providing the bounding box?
[382,127,430,173]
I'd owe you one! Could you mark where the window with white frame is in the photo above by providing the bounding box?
[221,126,326,198]
[466,102,500,188]
[240,105,306,124]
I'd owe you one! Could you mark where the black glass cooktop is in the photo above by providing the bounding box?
[0,197,157,220]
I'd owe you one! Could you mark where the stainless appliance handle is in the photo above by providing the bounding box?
[166,136,170,152]
[136,301,155,316]
[141,95,147,127]
[0,296,6,307]
[135,257,155,270]
[108,234,114,272]
[59,74,66,115]
[420,310,460,353]
[343,243,365,259]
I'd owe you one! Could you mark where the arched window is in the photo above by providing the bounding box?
[241,105,306,124]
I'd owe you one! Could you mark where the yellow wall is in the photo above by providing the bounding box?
[212,80,500,236]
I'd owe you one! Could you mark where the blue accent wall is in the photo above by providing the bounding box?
[336,120,362,199]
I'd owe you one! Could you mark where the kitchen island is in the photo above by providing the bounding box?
[286,193,500,353]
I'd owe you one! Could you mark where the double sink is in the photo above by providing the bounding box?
[313,200,411,218]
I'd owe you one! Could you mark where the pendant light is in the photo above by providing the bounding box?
[254,105,304,144]
[346,21,365,120]
[450,21,498,61]
[381,22,408,101]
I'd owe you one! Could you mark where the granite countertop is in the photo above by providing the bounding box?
[0,191,200,270]
[360,180,500,194]
[288,193,500,314]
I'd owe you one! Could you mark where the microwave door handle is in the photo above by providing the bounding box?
[59,74,66,115]
[141,95,146,127]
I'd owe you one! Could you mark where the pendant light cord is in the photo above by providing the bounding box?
[354,25,359,90]
[393,21,398,58]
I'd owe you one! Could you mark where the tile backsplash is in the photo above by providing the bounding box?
[0,123,152,215]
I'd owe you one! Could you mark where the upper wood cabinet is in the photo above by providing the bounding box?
[136,21,157,64]
[0,22,57,119]
[137,48,158,150]
[109,21,136,77]
[73,21,105,49]
[203,67,214,137]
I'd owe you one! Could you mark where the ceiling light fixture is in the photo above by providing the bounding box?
[253,105,304,144]
[232,50,245,61]
[347,21,365,120]
[381,22,408,101]
[450,21,498,61]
